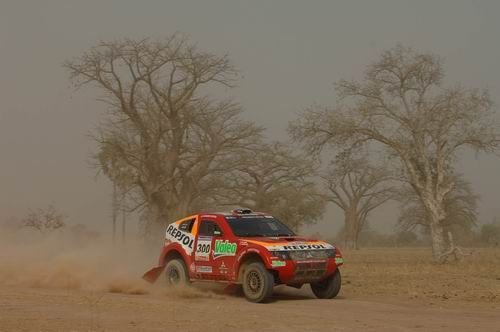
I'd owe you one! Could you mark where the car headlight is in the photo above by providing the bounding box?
[324,249,336,258]
[270,250,291,260]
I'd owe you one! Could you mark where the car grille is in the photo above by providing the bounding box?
[292,261,327,281]
[288,249,332,261]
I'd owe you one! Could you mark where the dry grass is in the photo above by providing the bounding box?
[341,247,500,303]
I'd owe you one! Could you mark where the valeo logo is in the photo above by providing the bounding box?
[213,240,237,259]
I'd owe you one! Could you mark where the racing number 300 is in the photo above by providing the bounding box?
[197,243,210,253]
[195,236,212,261]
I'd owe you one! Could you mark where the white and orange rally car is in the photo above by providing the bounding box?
[143,209,343,303]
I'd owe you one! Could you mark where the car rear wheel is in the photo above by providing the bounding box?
[242,262,274,303]
[164,259,189,286]
[310,269,341,299]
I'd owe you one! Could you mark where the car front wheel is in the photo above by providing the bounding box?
[310,269,341,299]
[242,262,274,303]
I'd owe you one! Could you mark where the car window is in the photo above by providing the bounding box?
[199,220,223,236]
[226,216,295,237]
[179,218,195,232]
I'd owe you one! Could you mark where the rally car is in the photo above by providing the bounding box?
[143,209,343,303]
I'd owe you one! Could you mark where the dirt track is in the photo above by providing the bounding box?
[0,235,498,332]
[1,285,499,332]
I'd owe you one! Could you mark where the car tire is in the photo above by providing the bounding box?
[164,258,189,286]
[242,262,274,303]
[310,269,341,299]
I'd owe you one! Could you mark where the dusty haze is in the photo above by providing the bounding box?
[1,0,500,237]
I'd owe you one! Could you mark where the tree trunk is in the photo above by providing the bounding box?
[429,215,448,262]
[344,209,359,250]
[145,198,168,250]
[121,199,126,245]
[423,197,449,262]
[112,183,118,245]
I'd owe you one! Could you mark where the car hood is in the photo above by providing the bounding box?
[242,237,334,251]
[242,236,309,243]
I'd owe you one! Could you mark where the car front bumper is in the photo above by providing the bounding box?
[269,257,340,284]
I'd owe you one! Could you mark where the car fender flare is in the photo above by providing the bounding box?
[143,243,191,284]
[159,242,191,267]
[234,247,270,282]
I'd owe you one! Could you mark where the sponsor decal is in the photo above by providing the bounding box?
[213,240,237,259]
[195,236,212,261]
[195,265,212,273]
[218,261,229,274]
[266,242,334,251]
[335,257,344,264]
[271,261,286,267]
[165,223,195,254]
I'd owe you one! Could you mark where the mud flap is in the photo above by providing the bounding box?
[142,266,165,283]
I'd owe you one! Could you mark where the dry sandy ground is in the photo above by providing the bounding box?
[343,247,500,303]
[0,230,499,331]
[0,284,499,332]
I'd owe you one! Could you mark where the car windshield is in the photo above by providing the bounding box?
[226,216,295,237]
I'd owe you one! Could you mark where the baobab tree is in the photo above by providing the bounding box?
[66,36,262,239]
[322,152,393,249]
[290,45,499,262]
[398,175,478,236]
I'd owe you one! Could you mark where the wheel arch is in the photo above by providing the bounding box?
[164,249,184,263]
[236,252,268,283]
[159,245,190,267]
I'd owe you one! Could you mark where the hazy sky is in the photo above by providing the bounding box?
[1,0,500,237]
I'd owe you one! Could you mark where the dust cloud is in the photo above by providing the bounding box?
[0,226,155,294]
[0,225,240,301]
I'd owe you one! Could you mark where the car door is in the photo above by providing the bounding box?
[194,219,236,280]
[193,219,227,279]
